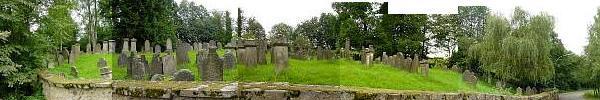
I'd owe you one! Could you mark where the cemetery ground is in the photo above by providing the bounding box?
[47,50,509,95]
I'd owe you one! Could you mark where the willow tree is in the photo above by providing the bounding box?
[469,7,554,87]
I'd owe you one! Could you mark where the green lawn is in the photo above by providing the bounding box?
[48,50,505,94]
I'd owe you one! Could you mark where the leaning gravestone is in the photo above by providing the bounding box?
[150,53,163,75]
[150,74,164,81]
[70,66,79,78]
[144,40,151,52]
[173,69,195,81]
[201,44,223,81]
[162,54,176,75]
[176,43,190,65]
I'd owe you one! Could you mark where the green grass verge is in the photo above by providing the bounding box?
[48,50,505,94]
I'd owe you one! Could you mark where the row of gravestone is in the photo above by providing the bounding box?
[289,45,335,60]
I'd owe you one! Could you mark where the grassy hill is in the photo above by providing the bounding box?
[48,51,506,94]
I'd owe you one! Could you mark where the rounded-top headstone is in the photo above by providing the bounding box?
[173,69,194,81]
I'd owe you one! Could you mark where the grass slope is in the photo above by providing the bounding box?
[48,50,503,94]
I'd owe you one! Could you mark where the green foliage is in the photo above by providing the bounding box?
[0,0,48,99]
[469,8,555,87]
[449,6,488,73]
[579,8,600,95]
[245,17,264,40]
[38,0,78,48]
[104,0,177,44]
[269,23,293,40]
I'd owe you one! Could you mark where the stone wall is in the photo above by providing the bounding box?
[40,70,558,100]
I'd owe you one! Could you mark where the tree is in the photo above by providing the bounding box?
[236,8,245,38]
[245,17,264,39]
[223,11,233,43]
[580,8,600,95]
[38,0,78,48]
[0,0,47,99]
[105,0,176,45]
[269,23,293,40]
[449,6,489,75]
[469,8,555,87]
[428,14,459,58]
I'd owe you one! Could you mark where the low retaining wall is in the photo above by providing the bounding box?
[40,71,558,100]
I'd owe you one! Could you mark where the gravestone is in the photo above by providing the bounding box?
[130,38,137,53]
[154,45,161,54]
[244,40,258,68]
[272,34,288,74]
[166,38,173,52]
[144,40,151,52]
[391,55,399,68]
[70,66,79,78]
[57,54,64,66]
[451,65,461,72]
[118,52,128,67]
[109,40,115,53]
[223,50,235,69]
[68,50,75,65]
[86,43,91,53]
[364,45,374,66]
[73,44,80,58]
[150,53,163,75]
[516,87,523,95]
[162,54,176,75]
[131,58,146,80]
[236,43,246,65]
[141,54,150,75]
[95,43,102,54]
[525,86,536,95]
[382,52,388,65]
[176,42,190,65]
[411,54,420,73]
[102,41,108,53]
[405,58,412,71]
[344,38,351,58]
[196,49,207,76]
[122,38,129,52]
[150,74,164,81]
[201,44,223,81]
[257,40,267,65]
[463,70,477,87]
[173,69,195,81]
[421,60,429,77]
[98,58,112,80]
[496,81,506,89]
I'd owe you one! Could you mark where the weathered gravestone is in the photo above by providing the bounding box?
[102,41,108,53]
[95,43,102,54]
[451,65,461,72]
[140,54,150,76]
[525,86,536,95]
[421,60,429,77]
[173,69,195,81]
[97,58,112,80]
[86,43,91,53]
[154,45,161,54]
[176,42,190,65]
[162,54,176,75]
[165,38,173,52]
[236,42,246,65]
[272,35,288,74]
[411,54,420,73]
[150,74,164,81]
[382,52,388,65]
[344,38,351,58]
[244,40,258,68]
[122,38,129,52]
[73,43,80,58]
[257,40,267,65]
[130,38,137,53]
[223,50,235,69]
[109,40,115,53]
[130,57,146,80]
[118,52,128,67]
[463,70,477,87]
[196,49,207,74]
[144,40,151,52]
[516,87,523,95]
[68,50,75,65]
[364,46,374,66]
[70,66,79,78]
[201,44,223,81]
[56,54,64,66]
[150,53,163,75]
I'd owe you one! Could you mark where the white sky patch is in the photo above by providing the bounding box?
[176,0,599,57]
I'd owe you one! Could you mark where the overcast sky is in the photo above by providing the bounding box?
[177,0,600,56]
